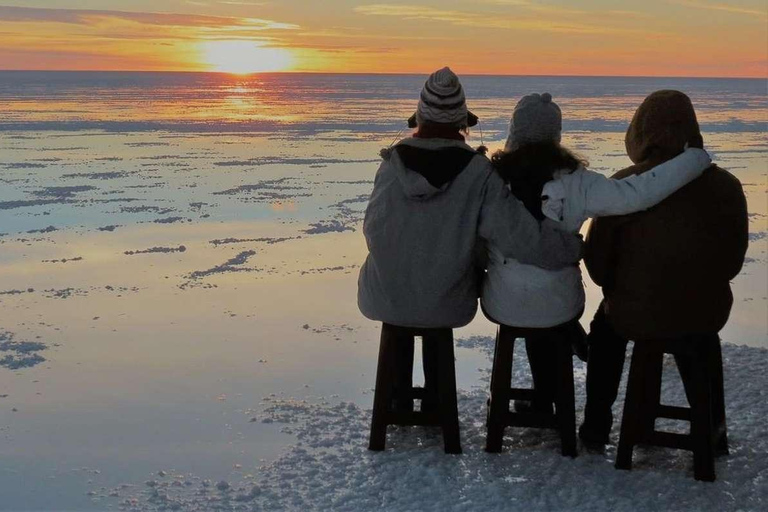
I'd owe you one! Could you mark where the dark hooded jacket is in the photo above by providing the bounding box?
[584,90,748,339]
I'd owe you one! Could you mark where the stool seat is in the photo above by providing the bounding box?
[485,324,577,457]
[615,335,728,482]
[368,323,461,454]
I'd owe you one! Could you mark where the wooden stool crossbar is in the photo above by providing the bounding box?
[485,325,577,457]
[615,335,728,482]
[368,323,461,454]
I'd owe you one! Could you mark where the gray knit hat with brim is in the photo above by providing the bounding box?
[504,92,562,152]
[407,67,477,128]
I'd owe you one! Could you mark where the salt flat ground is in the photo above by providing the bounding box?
[0,92,766,510]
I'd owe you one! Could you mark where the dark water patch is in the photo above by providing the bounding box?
[4,162,47,169]
[42,256,83,263]
[214,178,306,196]
[62,171,129,180]
[103,285,140,295]
[86,197,142,205]
[121,205,175,214]
[325,180,375,185]
[139,155,181,161]
[185,250,257,281]
[237,191,312,203]
[209,236,297,246]
[43,288,88,299]
[0,288,34,296]
[303,220,355,235]
[298,264,358,275]
[125,142,172,147]
[0,331,48,370]
[329,195,370,207]
[26,225,57,234]
[32,185,96,198]
[153,216,188,224]
[126,183,167,189]
[94,157,124,162]
[124,246,186,255]
[38,146,89,152]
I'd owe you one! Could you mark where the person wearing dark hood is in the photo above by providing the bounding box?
[579,90,749,447]
[358,67,583,329]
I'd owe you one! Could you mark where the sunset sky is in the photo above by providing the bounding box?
[0,0,765,77]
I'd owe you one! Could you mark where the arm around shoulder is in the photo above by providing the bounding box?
[479,171,582,270]
[581,148,711,219]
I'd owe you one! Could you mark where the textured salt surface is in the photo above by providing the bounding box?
[87,341,767,511]
[0,77,764,509]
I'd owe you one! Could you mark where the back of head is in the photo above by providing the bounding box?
[497,93,583,218]
[625,90,703,165]
[504,92,562,152]
[416,67,469,128]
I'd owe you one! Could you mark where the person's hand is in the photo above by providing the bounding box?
[683,143,712,169]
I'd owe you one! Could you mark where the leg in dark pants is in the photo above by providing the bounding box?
[581,302,629,443]
[523,315,583,413]
[525,336,556,412]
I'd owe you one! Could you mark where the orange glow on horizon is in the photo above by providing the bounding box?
[202,41,295,74]
[0,3,764,78]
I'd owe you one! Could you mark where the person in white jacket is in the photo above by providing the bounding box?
[480,92,711,411]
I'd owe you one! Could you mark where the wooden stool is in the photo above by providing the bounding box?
[368,323,461,454]
[485,324,577,457]
[615,335,728,481]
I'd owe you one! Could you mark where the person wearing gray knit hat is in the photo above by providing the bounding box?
[504,92,562,152]
[407,67,478,128]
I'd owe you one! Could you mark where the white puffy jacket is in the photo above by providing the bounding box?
[481,147,711,328]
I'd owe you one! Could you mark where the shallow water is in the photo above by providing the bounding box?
[0,73,765,510]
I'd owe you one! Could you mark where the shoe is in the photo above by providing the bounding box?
[513,400,554,415]
[578,422,610,449]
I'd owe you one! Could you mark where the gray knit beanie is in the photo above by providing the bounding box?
[416,67,469,126]
[504,92,562,152]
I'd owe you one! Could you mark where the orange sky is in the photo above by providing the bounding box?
[0,1,765,77]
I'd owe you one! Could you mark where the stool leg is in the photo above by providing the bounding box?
[691,352,716,482]
[616,344,644,470]
[643,351,663,438]
[435,332,461,454]
[422,337,439,413]
[486,329,502,428]
[369,325,397,451]
[486,327,514,453]
[710,337,728,456]
[392,331,415,415]
[555,337,577,457]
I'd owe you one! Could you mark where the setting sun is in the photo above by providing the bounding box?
[202,40,294,74]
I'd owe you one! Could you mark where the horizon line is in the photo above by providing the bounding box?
[0,69,764,81]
